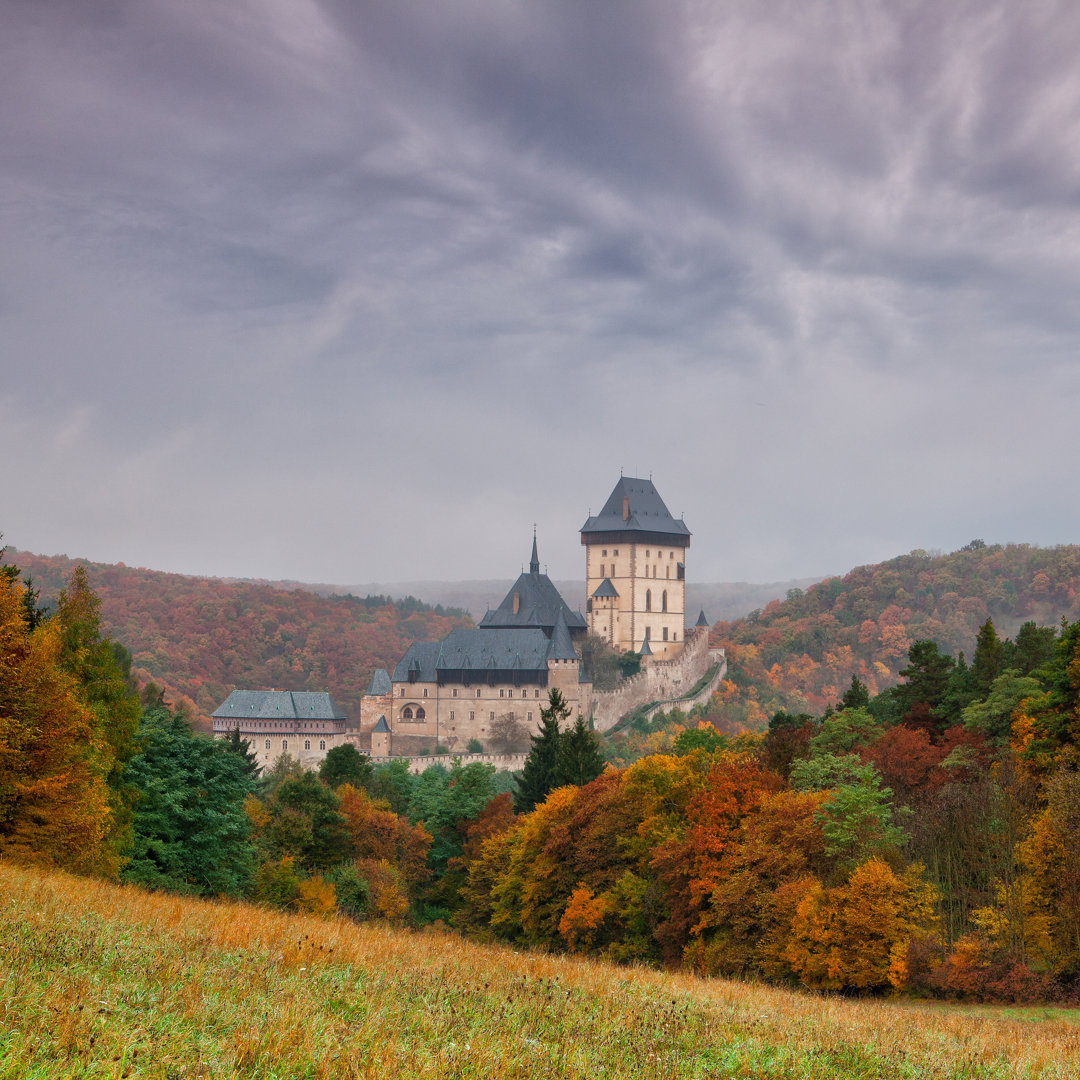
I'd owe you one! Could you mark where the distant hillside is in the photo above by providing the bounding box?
[250,576,823,623]
[11,551,471,727]
[708,542,1080,730]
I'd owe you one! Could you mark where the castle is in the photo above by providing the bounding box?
[215,475,712,768]
[361,475,693,753]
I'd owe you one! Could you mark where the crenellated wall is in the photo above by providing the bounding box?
[590,626,720,732]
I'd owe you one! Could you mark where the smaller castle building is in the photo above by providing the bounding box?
[212,689,347,770]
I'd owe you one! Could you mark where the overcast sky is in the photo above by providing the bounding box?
[4,0,1080,589]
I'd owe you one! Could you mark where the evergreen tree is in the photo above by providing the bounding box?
[513,688,569,813]
[894,640,955,720]
[970,618,1006,698]
[123,706,257,896]
[840,675,870,711]
[319,743,372,790]
[224,726,261,781]
[556,713,606,786]
[1004,621,1057,676]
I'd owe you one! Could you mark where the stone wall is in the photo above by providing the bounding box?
[590,626,717,732]
[366,751,528,775]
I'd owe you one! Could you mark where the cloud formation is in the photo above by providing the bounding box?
[3,0,1080,591]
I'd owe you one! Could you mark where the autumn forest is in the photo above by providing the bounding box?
[1,539,1079,1005]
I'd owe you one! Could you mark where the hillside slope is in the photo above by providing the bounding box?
[11,551,471,724]
[709,542,1080,729]
[3,861,1075,1080]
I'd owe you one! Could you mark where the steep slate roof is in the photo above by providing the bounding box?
[696,610,710,627]
[479,536,587,634]
[591,578,619,598]
[372,715,391,733]
[580,476,691,543]
[639,636,653,656]
[392,626,580,682]
[212,690,346,721]
[549,609,577,661]
[365,668,392,696]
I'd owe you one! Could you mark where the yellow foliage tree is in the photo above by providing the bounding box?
[0,578,114,873]
[783,858,939,991]
[558,884,610,953]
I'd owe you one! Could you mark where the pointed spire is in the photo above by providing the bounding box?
[550,608,577,660]
[639,635,653,656]
[530,527,540,575]
[696,609,709,627]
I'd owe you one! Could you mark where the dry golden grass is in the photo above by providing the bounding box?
[1,860,1077,1079]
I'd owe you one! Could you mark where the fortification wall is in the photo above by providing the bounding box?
[366,752,528,775]
[591,627,718,732]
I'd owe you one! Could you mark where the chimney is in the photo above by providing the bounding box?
[512,592,520,614]
[622,495,629,521]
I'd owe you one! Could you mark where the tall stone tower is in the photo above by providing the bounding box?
[580,476,690,660]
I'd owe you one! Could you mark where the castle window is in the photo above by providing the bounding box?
[450,711,455,721]
[528,712,533,722]
[614,549,618,556]
[666,566,670,578]
[452,688,458,697]
[602,549,607,557]
[669,551,674,558]
[662,590,668,613]
[535,689,540,698]
[644,626,651,640]
[304,740,310,750]
[403,707,413,719]
[282,740,288,750]
[489,712,494,721]
[662,627,669,641]
[646,550,650,557]
[265,739,270,750]
[399,688,405,697]
[423,688,428,698]
[509,712,514,721]
[599,564,604,577]
[499,688,505,698]
[476,688,482,698]
[319,740,325,750]
[645,589,651,612]
[416,707,426,720]
[470,712,475,721]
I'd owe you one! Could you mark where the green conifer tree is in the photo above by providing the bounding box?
[513,688,569,814]
[556,713,606,786]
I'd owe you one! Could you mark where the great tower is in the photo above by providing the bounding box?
[580,476,690,660]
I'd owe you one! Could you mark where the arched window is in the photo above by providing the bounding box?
[662,590,668,613]
[416,706,426,720]
[402,706,413,719]
[645,589,651,612]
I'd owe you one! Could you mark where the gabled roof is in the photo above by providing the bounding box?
[479,536,587,635]
[365,668,392,696]
[591,578,619,598]
[212,690,346,721]
[580,476,690,543]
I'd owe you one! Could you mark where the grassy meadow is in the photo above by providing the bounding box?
[1,861,1077,1080]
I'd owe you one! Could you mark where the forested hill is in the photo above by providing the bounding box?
[10,550,472,725]
[710,542,1080,730]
